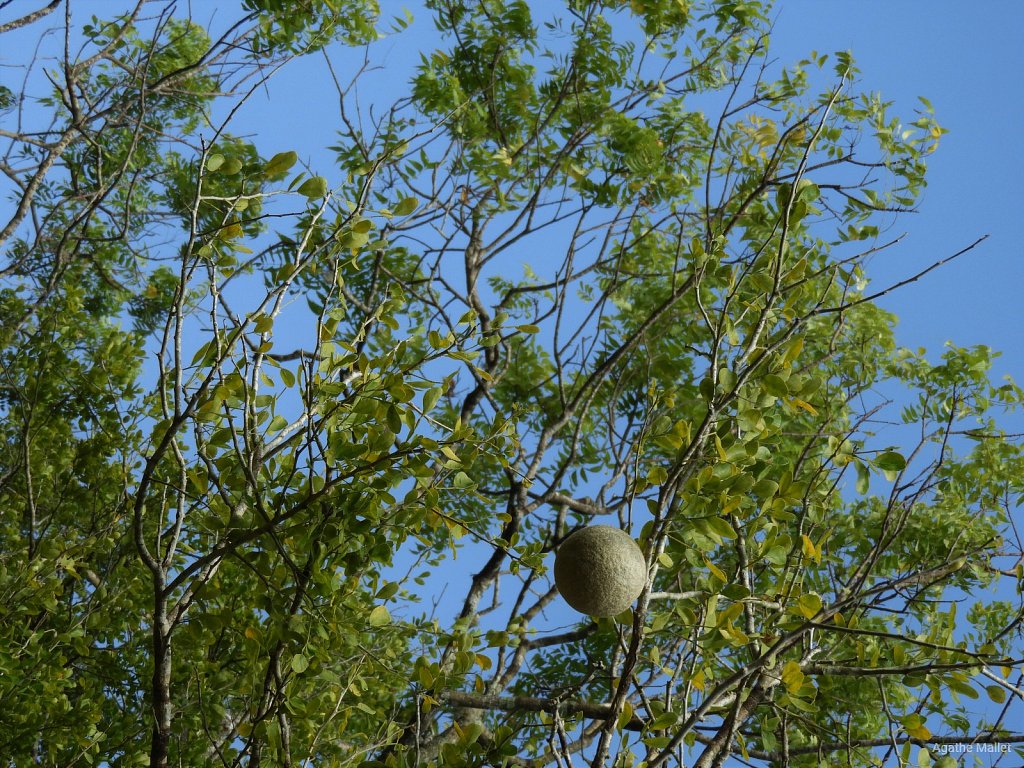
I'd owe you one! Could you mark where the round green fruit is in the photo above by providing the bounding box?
[554,525,647,617]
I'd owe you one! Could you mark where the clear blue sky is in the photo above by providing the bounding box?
[769,2,1024,387]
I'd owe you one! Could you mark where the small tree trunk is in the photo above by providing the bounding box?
[149,609,173,768]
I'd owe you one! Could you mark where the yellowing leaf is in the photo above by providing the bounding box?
[714,434,728,461]
[368,605,391,627]
[783,337,804,367]
[690,668,705,691]
[797,593,822,619]
[704,556,727,583]
[800,534,821,564]
[986,684,1007,704]
[905,724,931,740]
[219,222,243,240]
[781,661,804,694]
[801,534,815,560]
[723,623,751,646]
[789,397,818,415]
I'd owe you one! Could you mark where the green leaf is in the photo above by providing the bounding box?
[874,451,906,472]
[946,677,978,699]
[722,584,749,600]
[752,478,779,498]
[191,340,217,366]
[291,653,309,674]
[648,711,678,731]
[376,582,400,601]
[393,197,419,216]
[718,368,736,391]
[705,517,737,540]
[855,460,870,494]
[762,374,789,397]
[784,693,817,713]
[516,324,540,334]
[297,176,328,198]
[423,386,442,412]
[264,150,298,179]
[616,700,634,732]
[206,153,225,172]
[763,545,789,566]
[368,606,391,627]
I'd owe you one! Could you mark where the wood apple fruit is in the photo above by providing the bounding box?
[554,525,647,617]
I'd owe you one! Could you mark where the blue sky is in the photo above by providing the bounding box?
[769,3,1023,385]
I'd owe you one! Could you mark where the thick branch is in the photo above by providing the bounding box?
[440,691,646,732]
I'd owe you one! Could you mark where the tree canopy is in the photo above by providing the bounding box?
[0,1,1021,767]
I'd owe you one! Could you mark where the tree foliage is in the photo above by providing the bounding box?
[1,1,1022,767]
